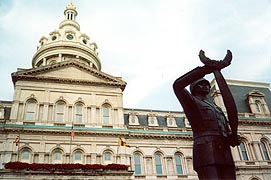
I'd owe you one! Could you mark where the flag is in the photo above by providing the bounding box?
[14,135,20,146]
[118,137,130,147]
[71,124,74,141]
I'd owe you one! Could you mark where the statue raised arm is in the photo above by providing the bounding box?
[173,50,239,180]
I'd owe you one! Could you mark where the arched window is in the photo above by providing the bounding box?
[25,99,37,120]
[52,150,63,164]
[154,152,163,175]
[251,177,260,180]
[21,149,31,163]
[239,142,249,161]
[260,139,270,160]
[55,101,65,122]
[73,150,83,163]
[102,104,111,124]
[104,152,112,161]
[103,150,114,165]
[133,152,142,175]
[174,153,183,175]
[75,103,83,123]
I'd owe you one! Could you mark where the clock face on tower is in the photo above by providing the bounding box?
[66,34,74,40]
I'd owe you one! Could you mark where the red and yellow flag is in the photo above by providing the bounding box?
[118,137,130,147]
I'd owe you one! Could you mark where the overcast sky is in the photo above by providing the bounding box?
[0,0,270,111]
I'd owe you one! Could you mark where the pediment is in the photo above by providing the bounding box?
[12,60,126,91]
[35,66,105,82]
[247,90,265,97]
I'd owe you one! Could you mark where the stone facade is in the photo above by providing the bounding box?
[0,3,271,180]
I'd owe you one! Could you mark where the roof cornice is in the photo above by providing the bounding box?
[12,60,127,91]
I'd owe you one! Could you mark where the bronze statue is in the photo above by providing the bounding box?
[173,50,240,180]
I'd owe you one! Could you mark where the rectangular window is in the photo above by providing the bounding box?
[155,154,163,174]
[134,154,141,175]
[103,107,110,124]
[56,103,65,122]
[260,142,270,160]
[174,155,183,174]
[75,105,83,123]
[56,114,64,121]
[240,143,248,160]
[25,112,35,121]
[25,103,36,120]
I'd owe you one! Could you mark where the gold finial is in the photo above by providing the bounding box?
[66,2,76,10]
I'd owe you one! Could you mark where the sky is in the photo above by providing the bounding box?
[0,0,270,111]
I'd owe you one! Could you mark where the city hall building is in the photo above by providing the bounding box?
[0,3,271,180]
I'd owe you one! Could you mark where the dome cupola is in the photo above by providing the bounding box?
[32,3,101,70]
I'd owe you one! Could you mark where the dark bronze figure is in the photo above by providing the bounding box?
[173,50,240,180]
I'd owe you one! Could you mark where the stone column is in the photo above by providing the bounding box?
[42,58,46,66]
[247,142,256,161]
[117,107,124,127]
[90,105,96,125]
[39,153,45,163]
[35,103,39,121]
[186,156,194,175]
[10,101,20,122]
[58,54,62,62]
[251,141,262,161]
[166,157,174,174]
[43,103,49,123]
[145,156,153,175]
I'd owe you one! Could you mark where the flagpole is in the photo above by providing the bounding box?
[15,134,20,162]
[116,137,121,163]
[17,140,20,161]
[69,122,74,163]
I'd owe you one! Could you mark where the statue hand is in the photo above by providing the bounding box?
[229,134,241,147]
[199,50,232,70]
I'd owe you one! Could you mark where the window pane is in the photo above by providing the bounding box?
[54,152,61,160]
[134,153,141,175]
[255,100,262,112]
[75,115,82,123]
[131,117,135,123]
[56,102,65,122]
[28,103,36,111]
[75,104,82,113]
[74,152,82,160]
[21,151,30,159]
[56,103,64,112]
[26,102,36,120]
[156,165,162,174]
[240,143,248,160]
[56,114,64,121]
[134,154,140,164]
[155,154,162,174]
[260,142,270,160]
[75,104,83,123]
[174,155,183,174]
[104,152,111,160]
[135,165,141,175]
[25,112,35,121]
[103,107,109,116]
[103,116,109,124]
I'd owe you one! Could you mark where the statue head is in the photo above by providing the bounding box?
[190,78,210,96]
